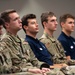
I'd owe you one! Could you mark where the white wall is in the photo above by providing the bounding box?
[0,0,75,38]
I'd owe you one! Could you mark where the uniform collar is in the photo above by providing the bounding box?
[26,35,39,42]
[43,32,56,42]
[6,32,21,42]
[61,31,71,39]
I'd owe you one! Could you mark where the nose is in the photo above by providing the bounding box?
[18,18,22,23]
[55,21,58,25]
[36,23,39,27]
[71,22,75,27]
[72,24,75,28]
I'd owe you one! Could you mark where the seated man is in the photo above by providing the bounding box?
[58,14,75,60]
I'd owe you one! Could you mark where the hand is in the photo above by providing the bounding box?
[54,63,68,68]
[41,68,50,75]
[42,68,50,73]
[28,68,42,74]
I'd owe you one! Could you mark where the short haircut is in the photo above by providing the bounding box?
[22,14,36,33]
[41,12,56,28]
[60,14,75,25]
[0,9,16,29]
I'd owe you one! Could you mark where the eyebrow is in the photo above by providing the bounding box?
[11,17,20,21]
[50,19,57,22]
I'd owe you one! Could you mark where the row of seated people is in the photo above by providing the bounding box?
[0,9,75,75]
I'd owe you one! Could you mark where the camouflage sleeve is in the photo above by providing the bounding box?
[0,42,13,73]
[23,41,44,68]
[56,39,66,57]
[0,42,24,73]
[29,48,45,68]
[1,38,41,72]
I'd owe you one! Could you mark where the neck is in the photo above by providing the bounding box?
[7,29,18,36]
[26,32,37,39]
[44,29,54,37]
[62,30,71,36]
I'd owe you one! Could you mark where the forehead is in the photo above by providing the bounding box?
[28,18,37,22]
[66,18,75,22]
[47,16,57,20]
[9,12,19,19]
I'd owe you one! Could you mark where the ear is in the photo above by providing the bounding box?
[23,25,28,31]
[5,22,10,28]
[43,21,47,28]
[60,22,65,28]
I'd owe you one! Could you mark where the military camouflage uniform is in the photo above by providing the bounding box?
[0,32,43,74]
[0,32,65,75]
[40,32,75,65]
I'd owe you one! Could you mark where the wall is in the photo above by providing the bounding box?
[0,0,75,38]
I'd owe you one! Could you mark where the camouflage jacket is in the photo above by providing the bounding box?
[0,32,43,73]
[0,35,1,40]
[39,32,69,64]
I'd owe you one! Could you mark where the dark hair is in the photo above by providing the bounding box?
[0,9,16,29]
[60,14,75,25]
[21,14,36,33]
[0,18,4,26]
[41,12,56,28]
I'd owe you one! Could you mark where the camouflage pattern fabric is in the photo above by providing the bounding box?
[60,66,75,75]
[0,42,65,75]
[0,32,43,74]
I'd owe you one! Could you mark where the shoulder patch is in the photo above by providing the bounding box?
[45,42,50,48]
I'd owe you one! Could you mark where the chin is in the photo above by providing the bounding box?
[37,31,39,33]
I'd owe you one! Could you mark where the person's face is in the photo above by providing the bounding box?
[25,19,39,34]
[44,16,58,32]
[62,18,75,33]
[0,25,3,35]
[6,12,22,32]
